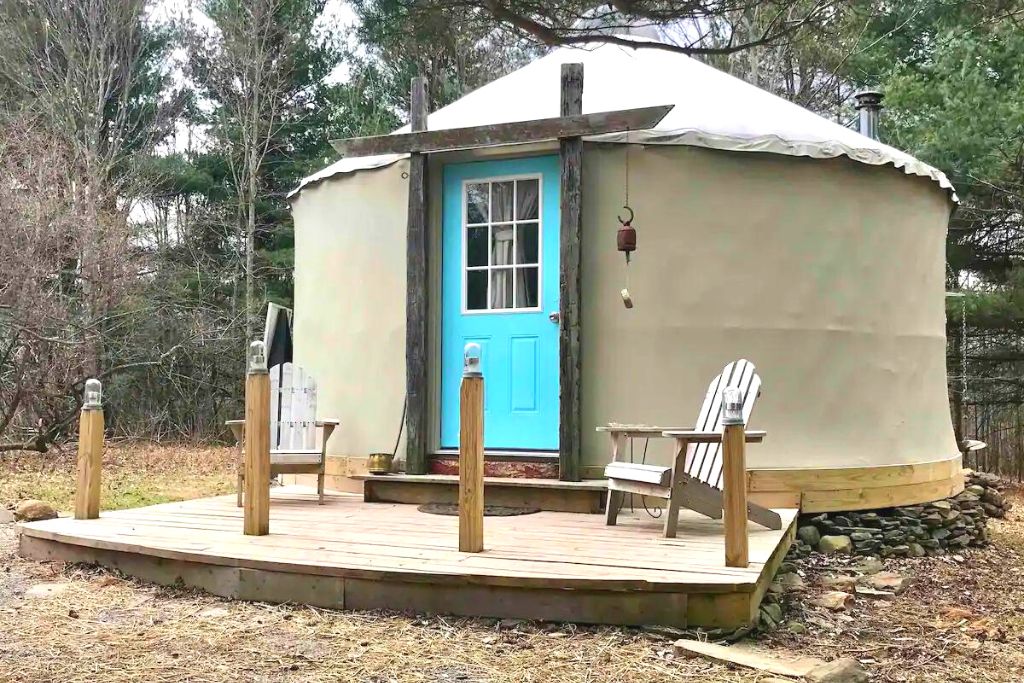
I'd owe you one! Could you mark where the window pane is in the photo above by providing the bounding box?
[467,184,488,223]
[467,226,487,267]
[492,181,514,222]
[516,179,539,220]
[467,270,487,310]
[516,267,539,308]
[491,224,514,266]
[490,268,514,309]
[516,222,538,264]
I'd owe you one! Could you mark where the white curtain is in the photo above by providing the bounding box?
[491,225,514,308]
[517,180,539,223]
[489,180,540,309]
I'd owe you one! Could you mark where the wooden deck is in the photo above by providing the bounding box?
[18,486,797,628]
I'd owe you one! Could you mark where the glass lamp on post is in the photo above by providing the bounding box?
[463,342,482,378]
[722,387,744,426]
[83,378,103,410]
[248,340,268,374]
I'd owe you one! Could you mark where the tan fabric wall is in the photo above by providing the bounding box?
[291,161,410,457]
[291,144,959,476]
[580,145,959,471]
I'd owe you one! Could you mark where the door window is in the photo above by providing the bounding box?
[463,177,541,312]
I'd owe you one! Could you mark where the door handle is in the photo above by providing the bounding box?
[548,311,560,324]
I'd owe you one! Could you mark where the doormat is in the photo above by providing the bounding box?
[417,503,541,517]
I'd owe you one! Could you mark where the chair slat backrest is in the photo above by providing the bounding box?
[683,359,761,489]
[269,362,318,451]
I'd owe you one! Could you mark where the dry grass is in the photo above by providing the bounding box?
[1,446,1024,682]
[759,486,1024,683]
[0,521,742,683]
[0,442,236,512]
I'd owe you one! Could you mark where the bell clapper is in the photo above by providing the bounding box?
[617,136,637,309]
[617,204,636,309]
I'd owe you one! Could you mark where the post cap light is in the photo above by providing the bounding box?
[248,340,268,374]
[83,378,102,410]
[463,342,482,378]
[722,386,744,425]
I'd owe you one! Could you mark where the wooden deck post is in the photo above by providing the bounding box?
[74,379,104,520]
[459,343,485,552]
[559,62,584,482]
[722,419,749,568]
[405,75,430,476]
[244,341,271,536]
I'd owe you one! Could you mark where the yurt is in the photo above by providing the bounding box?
[289,40,962,513]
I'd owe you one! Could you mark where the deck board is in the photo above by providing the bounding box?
[19,486,797,627]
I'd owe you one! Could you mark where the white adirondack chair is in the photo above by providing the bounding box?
[600,359,782,537]
[227,363,339,505]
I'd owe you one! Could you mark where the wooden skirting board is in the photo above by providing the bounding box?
[583,453,965,513]
[747,455,965,513]
[313,453,964,514]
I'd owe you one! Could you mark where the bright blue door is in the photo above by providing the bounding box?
[440,156,560,450]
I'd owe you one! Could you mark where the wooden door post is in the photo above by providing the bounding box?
[406,75,430,475]
[459,343,485,552]
[559,62,584,482]
[244,341,271,536]
[722,410,749,568]
[74,379,104,520]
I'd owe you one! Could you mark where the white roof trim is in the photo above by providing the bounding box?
[292,42,955,201]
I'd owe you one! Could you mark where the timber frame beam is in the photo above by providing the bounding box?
[405,76,429,475]
[330,105,672,158]
[558,63,584,482]
[399,64,631,480]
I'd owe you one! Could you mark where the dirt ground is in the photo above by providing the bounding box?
[2,445,1024,682]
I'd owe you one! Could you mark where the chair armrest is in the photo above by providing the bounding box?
[225,420,245,444]
[661,429,766,443]
[597,425,685,438]
[318,419,339,448]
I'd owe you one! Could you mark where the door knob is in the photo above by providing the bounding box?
[548,311,560,323]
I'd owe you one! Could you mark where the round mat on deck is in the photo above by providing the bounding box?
[417,503,541,517]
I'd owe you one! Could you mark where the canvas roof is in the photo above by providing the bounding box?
[293,41,954,199]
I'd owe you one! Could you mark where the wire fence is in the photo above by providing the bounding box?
[961,402,1024,481]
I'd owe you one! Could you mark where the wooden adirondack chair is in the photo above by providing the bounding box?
[227,363,339,506]
[600,359,782,538]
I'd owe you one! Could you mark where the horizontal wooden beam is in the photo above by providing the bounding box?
[329,105,674,158]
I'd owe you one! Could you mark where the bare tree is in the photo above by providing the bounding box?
[409,0,842,56]
[186,0,312,342]
[0,117,139,450]
[0,0,177,450]
[0,0,176,376]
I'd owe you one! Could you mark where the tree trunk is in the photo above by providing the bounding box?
[245,150,257,345]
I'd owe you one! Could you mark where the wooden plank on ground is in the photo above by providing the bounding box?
[674,640,824,678]
[329,105,673,157]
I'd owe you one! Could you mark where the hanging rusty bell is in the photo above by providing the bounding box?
[617,205,636,258]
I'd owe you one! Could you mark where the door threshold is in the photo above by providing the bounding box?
[433,449,558,462]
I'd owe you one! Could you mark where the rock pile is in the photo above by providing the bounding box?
[965,470,1011,518]
[785,471,1016,559]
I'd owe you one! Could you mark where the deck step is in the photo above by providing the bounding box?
[354,473,607,513]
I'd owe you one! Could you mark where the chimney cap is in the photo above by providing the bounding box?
[854,89,884,110]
